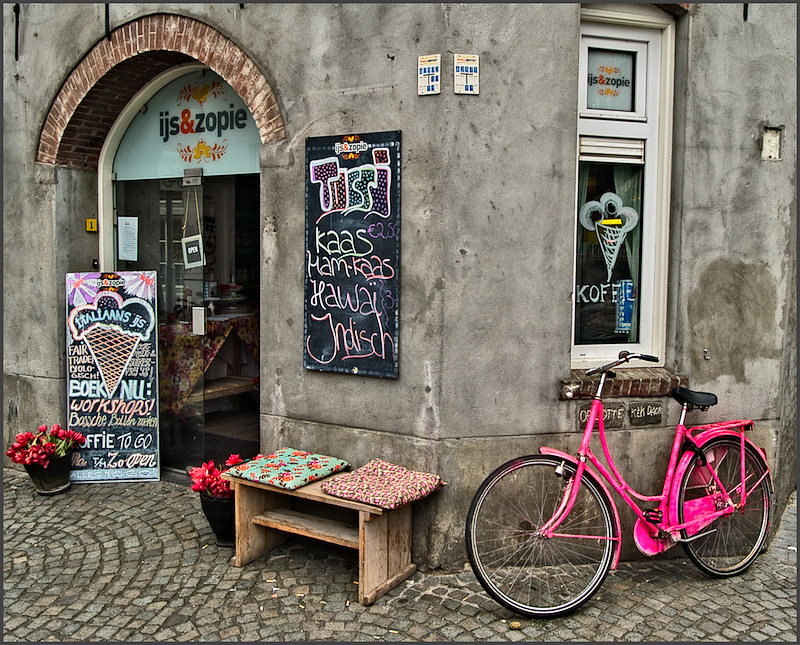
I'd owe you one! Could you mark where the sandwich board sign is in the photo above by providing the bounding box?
[66,271,159,482]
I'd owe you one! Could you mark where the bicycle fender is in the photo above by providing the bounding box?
[667,426,773,528]
[539,447,623,569]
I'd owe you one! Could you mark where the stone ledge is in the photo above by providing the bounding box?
[559,367,688,400]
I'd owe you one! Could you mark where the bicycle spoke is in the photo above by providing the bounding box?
[466,456,615,617]
[678,438,771,576]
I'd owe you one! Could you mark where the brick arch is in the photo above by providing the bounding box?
[37,13,285,169]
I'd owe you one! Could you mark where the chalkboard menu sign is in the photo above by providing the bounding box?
[304,131,401,378]
[66,271,159,482]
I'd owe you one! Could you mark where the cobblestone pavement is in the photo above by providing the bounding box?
[3,468,796,642]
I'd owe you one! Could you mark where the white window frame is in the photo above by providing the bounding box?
[571,5,675,369]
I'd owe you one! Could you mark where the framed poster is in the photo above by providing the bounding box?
[66,271,159,482]
[304,131,401,378]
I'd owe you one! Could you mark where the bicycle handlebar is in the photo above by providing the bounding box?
[584,351,660,377]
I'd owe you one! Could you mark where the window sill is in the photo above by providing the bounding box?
[558,367,687,400]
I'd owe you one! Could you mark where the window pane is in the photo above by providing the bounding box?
[574,161,643,344]
[586,48,636,112]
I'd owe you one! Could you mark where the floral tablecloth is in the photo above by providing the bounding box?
[158,314,259,415]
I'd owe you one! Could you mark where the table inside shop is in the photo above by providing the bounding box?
[158,313,259,414]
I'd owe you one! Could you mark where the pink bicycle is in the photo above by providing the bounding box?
[465,351,773,617]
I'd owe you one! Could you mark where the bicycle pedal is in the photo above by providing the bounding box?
[644,509,663,523]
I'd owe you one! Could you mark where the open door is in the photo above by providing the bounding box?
[115,173,260,476]
[115,176,208,473]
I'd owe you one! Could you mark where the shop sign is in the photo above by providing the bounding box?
[586,48,635,112]
[304,131,401,378]
[66,272,159,482]
[113,71,259,180]
[629,402,663,426]
[578,401,626,430]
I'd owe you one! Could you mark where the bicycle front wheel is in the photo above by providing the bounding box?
[465,455,615,618]
[678,437,772,577]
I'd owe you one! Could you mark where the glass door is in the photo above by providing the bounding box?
[115,177,207,475]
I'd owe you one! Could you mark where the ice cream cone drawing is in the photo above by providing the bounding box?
[579,192,639,282]
[68,291,156,398]
[83,327,140,397]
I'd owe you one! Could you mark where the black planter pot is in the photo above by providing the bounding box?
[23,455,72,496]
[200,494,235,547]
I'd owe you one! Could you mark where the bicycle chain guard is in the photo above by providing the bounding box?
[633,517,675,556]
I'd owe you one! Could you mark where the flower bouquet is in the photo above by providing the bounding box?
[190,454,245,547]
[6,424,86,495]
[189,454,244,498]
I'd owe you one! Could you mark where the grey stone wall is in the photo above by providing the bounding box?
[3,3,795,569]
[669,2,797,511]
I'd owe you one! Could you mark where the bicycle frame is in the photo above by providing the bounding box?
[541,368,772,562]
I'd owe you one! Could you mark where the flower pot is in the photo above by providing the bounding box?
[23,455,72,496]
[200,494,235,547]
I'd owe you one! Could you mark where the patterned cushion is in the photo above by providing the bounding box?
[321,458,445,509]
[224,448,349,490]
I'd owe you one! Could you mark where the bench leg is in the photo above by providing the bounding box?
[232,482,267,566]
[232,484,291,567]
[358,505,416,605]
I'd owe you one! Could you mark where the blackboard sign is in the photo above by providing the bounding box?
[304,131,401,378]
[66,271,159,482]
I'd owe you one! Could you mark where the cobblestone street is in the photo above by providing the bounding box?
[3,468,796,642]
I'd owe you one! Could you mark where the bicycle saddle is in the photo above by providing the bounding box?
[670,386,717,410]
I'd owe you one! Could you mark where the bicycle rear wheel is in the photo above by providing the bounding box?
[678,437,772,577]
[465,455,615,617]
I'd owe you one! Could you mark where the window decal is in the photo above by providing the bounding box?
[579,192,639,282]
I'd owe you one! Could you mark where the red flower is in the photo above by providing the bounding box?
[188,453,245,498]
[6,424,85,468]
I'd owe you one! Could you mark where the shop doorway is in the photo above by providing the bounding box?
[115,174,260,474]
[100,66,263,478]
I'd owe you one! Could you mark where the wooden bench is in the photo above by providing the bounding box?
[220,472,416,605]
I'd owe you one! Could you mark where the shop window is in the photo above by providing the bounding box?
[574,154,644,345]
[571,8,674,368]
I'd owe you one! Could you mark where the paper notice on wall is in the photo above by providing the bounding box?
[117,217,138,261]
[454,53,479,95]
[418,54,441,95]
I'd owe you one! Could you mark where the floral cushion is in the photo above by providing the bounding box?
[224,448,349,490]
[321,458,445,509]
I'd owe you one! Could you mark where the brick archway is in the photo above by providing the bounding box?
[36,13,285,169]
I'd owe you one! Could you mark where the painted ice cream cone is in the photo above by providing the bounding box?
[83,327,140,398]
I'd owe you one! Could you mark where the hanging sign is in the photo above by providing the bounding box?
[66,271,159,482]
[182,235,205,269]
[304,131,401,378]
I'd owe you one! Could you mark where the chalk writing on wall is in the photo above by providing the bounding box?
[66,271,159,482]
[304,132,401,378]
